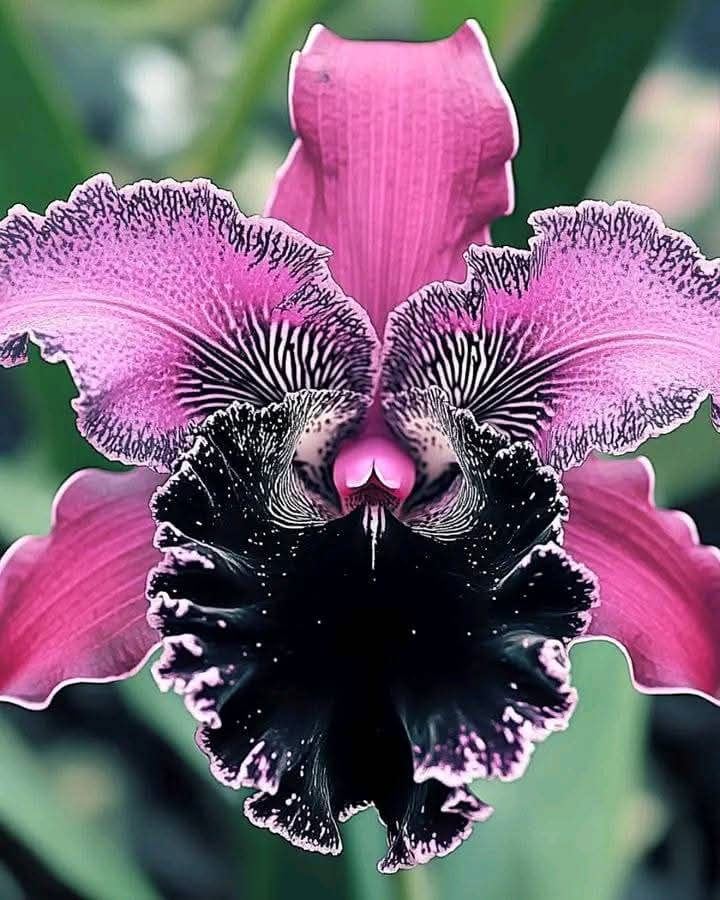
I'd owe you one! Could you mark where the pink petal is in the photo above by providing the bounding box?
[563,456,720,703]
[0,468,162,708]
[0,175,378,469]
[383,201,719,469]
[266,21,517,333]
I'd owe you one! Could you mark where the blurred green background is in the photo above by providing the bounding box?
[0,1,718,898]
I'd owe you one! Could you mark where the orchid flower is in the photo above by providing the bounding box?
[1,22,718,873]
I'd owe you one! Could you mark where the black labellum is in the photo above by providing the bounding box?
[148,388,596,872]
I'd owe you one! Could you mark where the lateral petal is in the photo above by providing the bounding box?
[0,468,161,707]
[564,456,720,703]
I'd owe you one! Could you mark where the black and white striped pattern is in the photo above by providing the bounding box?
[382,278,553,445]
[175,289,375,422]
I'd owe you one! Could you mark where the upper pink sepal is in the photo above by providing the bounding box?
[0,174,378,469]
[0,467,162,708]
[384,201,719,469]
[563,456,720,703]
[267,21,517,333]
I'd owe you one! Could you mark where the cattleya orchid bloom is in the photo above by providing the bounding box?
[1,22,719,873]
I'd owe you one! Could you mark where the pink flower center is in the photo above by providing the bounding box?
[333,434,416,511]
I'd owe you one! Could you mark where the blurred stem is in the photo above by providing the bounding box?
[174,0,333,183]
[240,819,278,899]
[394,869,435,900]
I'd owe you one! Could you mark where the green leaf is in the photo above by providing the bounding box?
[0,6,91,208]
[22,0,233,39]
[118,664,208,777]
[494,0,681,248]
[176,0,334,183]
[418,0,525,47]
[0,450,56,542]
[343,813,395,900]
[0,714,162,900]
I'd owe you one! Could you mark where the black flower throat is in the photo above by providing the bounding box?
[148,388,595,872]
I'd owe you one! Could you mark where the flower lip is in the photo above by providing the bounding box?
[149,390,596,872]
[332,435,416,511]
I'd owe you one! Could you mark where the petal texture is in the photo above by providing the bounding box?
[266,21,517,333]
[0,174,378,468]
[0,468,161,707]
[563,456,720,702]
[383,202,720,469]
